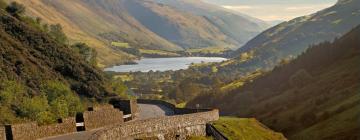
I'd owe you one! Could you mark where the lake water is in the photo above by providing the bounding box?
[104,57,227,72]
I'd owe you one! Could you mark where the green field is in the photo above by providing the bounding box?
[212,117,286,140]
[185,47,230,54]
[139,49,180,56]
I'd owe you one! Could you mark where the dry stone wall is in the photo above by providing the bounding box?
[10,117,76,140]
[89,109,219,140]
[84,105,124,130]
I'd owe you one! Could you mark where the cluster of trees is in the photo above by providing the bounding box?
[0,81,84,125]
[124,66,224,103]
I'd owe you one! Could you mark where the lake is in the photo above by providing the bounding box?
[104,57,227,72]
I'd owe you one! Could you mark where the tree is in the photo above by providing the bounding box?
[5,2,25,18]
[111,79,129,99]
[49,24,68,44]
[71,43,97,66]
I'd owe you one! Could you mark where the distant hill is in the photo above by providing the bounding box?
[188,25,360,140]
[220,0,360,75]
[5,0,268,66]
[123,0,233,49]
[153,0,270,48]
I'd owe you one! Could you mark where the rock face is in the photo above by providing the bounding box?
[89,109,219,140]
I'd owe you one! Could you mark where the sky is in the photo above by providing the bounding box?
[205,0,338,21]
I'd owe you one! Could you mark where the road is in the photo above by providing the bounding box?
[43,103,174,140]
[137,103,175,119]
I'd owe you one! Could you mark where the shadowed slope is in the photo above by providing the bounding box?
[189,25,360,139]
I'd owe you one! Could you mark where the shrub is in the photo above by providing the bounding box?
[48,24,68,44]
[0,106,18,124]
[5,2,25,18]
[41,81,84,117]
[36,111,56,125]
[111,79,129,99]
[18,96,51,122]
[71,43,98,66]
[0,81,27,107]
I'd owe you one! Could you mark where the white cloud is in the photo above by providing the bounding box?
[222,3,334,21]
[222,5,253,10]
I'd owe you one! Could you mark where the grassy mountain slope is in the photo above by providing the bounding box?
[0,9,110,99]
[188,25,360,139]
[154,0,269,48]
[5,0,268,66]
[218,0,360,75]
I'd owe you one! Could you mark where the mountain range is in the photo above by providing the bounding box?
[6,0,268,67]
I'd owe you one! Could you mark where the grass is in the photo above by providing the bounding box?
[111,42,130,48]
[220,70,262,91]
[185,46,230,54]
[113,74,133,82]
[139,49,180,56]
[212,117,286,140]
[176,102,187,108]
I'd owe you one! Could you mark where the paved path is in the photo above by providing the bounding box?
[43,103,174,140]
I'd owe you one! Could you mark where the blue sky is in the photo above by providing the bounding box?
[205,0,338,21]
